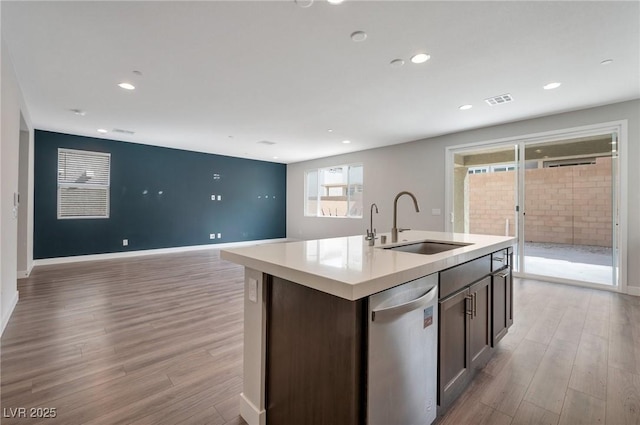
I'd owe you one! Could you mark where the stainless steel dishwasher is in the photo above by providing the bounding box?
[368,273,438,425]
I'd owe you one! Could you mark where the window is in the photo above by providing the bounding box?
[57,148,111,219]
[305,164,363,217]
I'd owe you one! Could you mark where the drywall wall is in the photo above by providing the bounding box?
[1,38,33,333]
[34,130,286,259]
[17,127,30,275]
[287,100,640,290]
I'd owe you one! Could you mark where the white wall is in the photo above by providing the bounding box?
[1,37,33,333]
[287,100,640,290]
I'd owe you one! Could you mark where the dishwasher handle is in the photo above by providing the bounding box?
[371,285,437,322]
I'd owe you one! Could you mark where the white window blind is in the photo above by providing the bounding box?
[57,148,111,219]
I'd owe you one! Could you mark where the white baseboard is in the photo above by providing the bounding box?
[240,393,266,425]
[33,238,290,267]
[627,286,640,297]
[1,290,19,336]
[17,267,32,279]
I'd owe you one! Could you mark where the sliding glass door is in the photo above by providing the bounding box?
[451,144,520,271]
[521,134,618,286]
[447,126,623,290]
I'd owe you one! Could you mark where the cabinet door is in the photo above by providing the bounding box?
[492,269,508,346]
[507,253,514,328]
[438,289,470,409]
[469,276,492,370]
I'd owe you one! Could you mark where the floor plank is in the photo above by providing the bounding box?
[3,250,640,425]
[1,250,247,425]
[440,277,640,425]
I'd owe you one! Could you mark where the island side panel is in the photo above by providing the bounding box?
[240,268,268,425]
[266,276,367,425]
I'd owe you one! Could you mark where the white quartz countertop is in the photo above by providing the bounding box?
[221,231,516,301]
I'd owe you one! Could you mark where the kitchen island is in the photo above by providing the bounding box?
[221,230,515,425]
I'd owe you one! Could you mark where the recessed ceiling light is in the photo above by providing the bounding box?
[543,82,561,90]
[327,0,344,4]
[70,108,86,116]
[294,0,313,8]
[350,31,367,42]
[459,104,473,110]
[132,70,143,76]
[390,59,405,68]
[273,156,279,160]
[601,59,613,65]
[410,53,430,64]
[118,82,135,90]
[328,129,333,133]
[342,140,351,144]
[97,129,108,134]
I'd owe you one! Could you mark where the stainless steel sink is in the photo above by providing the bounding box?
[384,241,471,255]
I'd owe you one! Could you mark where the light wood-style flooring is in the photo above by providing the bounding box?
[1,250,246,425]
[1,250,639,424]
[438,278,640,425]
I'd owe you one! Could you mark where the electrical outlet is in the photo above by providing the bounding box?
[217,233,222,239]
[211,195,215,200]
[122,239,128,246]
[209,234,216,239]
[217,195,222,201]
[248,278,258,303]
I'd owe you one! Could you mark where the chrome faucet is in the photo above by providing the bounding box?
[391,191,420,243]
[366,203,379,246]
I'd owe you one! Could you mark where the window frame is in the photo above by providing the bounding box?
[57,148,111,220]
[304,163,363,218]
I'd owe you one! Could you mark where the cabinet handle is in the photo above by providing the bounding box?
[473,292,477,318]
[466,295,473,316]
[492,268,511,279]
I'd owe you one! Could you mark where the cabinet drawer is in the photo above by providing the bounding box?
[491,249,510,272]
[439,255,491,299]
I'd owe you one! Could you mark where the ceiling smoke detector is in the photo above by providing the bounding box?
[484,94,513,106]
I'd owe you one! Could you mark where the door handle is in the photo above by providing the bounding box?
[472,292,477,318]
[492,268,511,278]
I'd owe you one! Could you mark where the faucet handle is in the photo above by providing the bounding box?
[399,228,411,232]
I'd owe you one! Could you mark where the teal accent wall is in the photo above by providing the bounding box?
[34,130,286,259]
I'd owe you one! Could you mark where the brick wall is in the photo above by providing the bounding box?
[468,157,612,247]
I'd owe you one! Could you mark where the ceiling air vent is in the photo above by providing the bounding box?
[257,140,276,145]
[484,94,513,106]
[112,128,135,135]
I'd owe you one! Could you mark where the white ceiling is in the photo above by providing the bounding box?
[2,1,639,164]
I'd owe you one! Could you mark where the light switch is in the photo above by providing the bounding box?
[248,278,258,303]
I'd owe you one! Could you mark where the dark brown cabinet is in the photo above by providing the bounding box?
[438,249,512,415]
[266,276,365,425]
[438,275,492,411]
[438,288,470,409]
[491,249,513,346]
[469,276,492,368]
